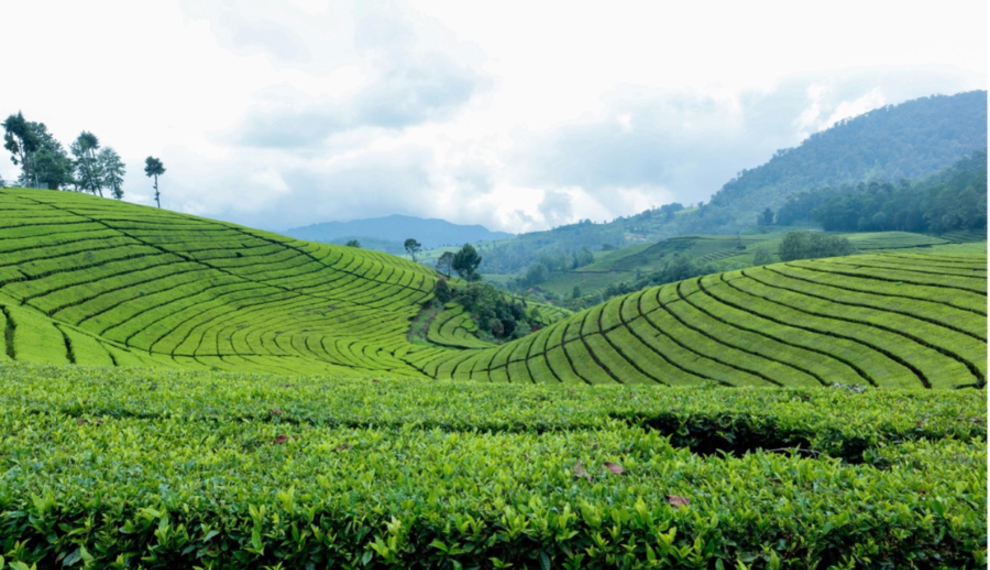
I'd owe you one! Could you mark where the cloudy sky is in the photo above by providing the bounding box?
[1,1,985,233]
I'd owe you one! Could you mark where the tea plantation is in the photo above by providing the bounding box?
[0,188,985,568]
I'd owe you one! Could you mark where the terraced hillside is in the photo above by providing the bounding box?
[0,188,985,389]
[422,252,987,389]
[0,188,439,377]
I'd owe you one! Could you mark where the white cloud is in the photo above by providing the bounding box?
[0,1,985,234]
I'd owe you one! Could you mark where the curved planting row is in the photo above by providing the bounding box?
[0,189,438,376]
[436,253,987,388]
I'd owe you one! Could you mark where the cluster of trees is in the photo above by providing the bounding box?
[435,244,483,281]
[435,280,539,341]
[513,247,595,290]
[2,111,166,206]
[778,231,855,262]
[773,150,987,234]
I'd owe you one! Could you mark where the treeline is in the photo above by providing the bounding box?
[774,149,987,234]
[2,111,166,205]
[510,247,596,289]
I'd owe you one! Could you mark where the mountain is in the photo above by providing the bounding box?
[479,90,988,274]
[692,90,988,232]
[285,214,514,252]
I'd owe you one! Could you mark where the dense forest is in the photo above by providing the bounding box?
[775,149,987,233]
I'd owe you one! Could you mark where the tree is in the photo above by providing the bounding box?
[779,231,854,261]
[436,251,454,277]
[99,147,126,200]
[345,239,361,248]
[71,132,102,195]
[752,247,773,266]
[30,124,74,190]
[758,207,774,226]
[144,156,165,208]
[3,112,41,186]
[433,278,452,304]
[452,243,482,281]
[404,238,422,262]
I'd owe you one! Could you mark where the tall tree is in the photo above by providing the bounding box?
[30,123,74,190]
[403,238,422,262]
[99,147,126,200]
[144,156,165,208]
[3,112,41,186]
[71,132,102,195]
[452,244,482,281]
[436,251,454,277]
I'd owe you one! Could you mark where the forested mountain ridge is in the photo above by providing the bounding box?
[692,90,988,233]
[478,90,987,274]
[776,148,988,233]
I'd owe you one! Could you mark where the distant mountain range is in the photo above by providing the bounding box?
[285,214,513,253]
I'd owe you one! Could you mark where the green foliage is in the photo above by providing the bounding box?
[345,238,361,247]
[3,113,73,190]
[452,243,482,281]
[71,131,103,196]
[403,238,421,261]
[776,150,988,234]
[700,91,988,234]
[757,207,774,226]
[98,147,125,200]
[144,156,165,208]
[456,281,533,341]
[778,231,855,261]
[433,277,452,304]
[0,189,984,390]
[435,250,454,277]
[751,247,773,266]
[2,112,40,183]
[0,363,984,569]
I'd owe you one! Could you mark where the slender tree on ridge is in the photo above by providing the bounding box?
[71,131,102,195]
[404,238,422,262]
[144,156,165,208]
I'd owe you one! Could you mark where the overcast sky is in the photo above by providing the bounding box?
[1,1,985,233]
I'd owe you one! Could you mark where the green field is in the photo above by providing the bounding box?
[0,188,986,567]
[0,188,985,389]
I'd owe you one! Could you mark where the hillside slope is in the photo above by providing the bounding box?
[0,189,438,377]
[0,188,984,388]
[418,252,987,389]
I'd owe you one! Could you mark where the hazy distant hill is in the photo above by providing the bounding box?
[285,214,513,253]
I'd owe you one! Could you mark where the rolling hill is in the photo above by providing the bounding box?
[0,187,985,389]
[0,186,985,567]
[285,214,513,253]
